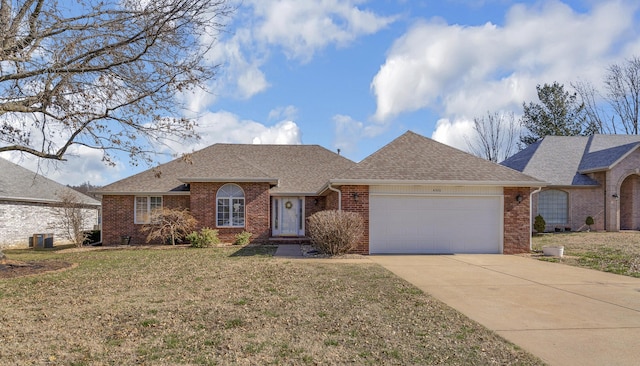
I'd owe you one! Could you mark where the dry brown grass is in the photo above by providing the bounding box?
[532,231,640,277]
[0,245,543,365]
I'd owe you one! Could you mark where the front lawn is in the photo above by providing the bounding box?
[532,231,640,277]
[0,246,542,365]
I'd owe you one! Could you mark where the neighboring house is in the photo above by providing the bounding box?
[501,135,640,232]
[97,131,544,254]
[0,157,101,248]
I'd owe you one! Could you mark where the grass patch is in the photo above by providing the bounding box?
[532,231,640,277]
[0,245,542,365]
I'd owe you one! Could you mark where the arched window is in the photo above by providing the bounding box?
[216,184,245,227]
[538,189,568,225]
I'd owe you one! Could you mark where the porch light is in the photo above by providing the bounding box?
[352,192,359,202]
[516,194,523,203]
[612,193,619,199]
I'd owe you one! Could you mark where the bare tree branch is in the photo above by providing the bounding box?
[605,56,640,135]
[0,0,232,165]
[465,111,518,162]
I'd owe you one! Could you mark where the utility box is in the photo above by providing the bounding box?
[31,233,54,249]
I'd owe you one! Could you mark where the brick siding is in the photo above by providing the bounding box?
[102,182,271,246]
[339,185,370,254]
[530,149,640,232]
[503,188,532,254]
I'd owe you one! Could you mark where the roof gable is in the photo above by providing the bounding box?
[0,157,101,205]
[99,144,356,194]
[333,131,543,185]
[501,135,640,186]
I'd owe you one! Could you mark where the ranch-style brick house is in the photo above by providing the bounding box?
[501,134,640,232]
[97,131,544,254]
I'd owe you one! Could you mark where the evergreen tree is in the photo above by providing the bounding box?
[520,82,592,146]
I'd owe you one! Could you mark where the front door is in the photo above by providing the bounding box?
[272,197,304,236]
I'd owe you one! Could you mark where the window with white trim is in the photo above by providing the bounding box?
[217,184,245,227]
[135,196,163,224]
[538,189,568,225]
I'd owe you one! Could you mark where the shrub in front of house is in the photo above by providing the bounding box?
[586,216,594,231]
[233,231,253,245]
[186,227,220,248]
[534,214,546,234]
[307,210,364,256]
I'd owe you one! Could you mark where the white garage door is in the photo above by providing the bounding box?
[370,189,503,254]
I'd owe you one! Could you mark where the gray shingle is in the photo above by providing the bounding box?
[334,131,543,185]
[0,157,101,205]
[98,144,356,194]
[501,135,640,186]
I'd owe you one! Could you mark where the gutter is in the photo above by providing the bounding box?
[529,187,543,251]
[327,184,342,211]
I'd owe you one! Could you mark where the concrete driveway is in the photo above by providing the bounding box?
[370,255,640,366]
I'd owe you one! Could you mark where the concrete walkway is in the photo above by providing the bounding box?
[274,244,303,258]
[370,255,640,366]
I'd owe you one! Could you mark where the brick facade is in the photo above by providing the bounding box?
[339,185,370,254]
[102,183,536,255]
[101,195,142,245]
[503,188,532,254]
[530,149,640,232]
[102,183,272,246]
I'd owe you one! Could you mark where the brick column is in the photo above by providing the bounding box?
[503,188,532,254]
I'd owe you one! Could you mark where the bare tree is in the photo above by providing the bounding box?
[141,207,197,245]
[53,190,92,247]
[465,111,518,162]
[572,80,616,134]
[604,56,640,135]
[0,0,231,165]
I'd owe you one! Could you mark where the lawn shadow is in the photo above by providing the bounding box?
[228,245,277,257]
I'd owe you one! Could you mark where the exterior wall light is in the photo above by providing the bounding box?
[516,194,523,203]
[612,194,619,198]
[352,192,359,202]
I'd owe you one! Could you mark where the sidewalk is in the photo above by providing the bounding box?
[273,244,303,258]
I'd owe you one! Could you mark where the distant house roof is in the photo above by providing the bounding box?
[501,135,640,186]
[0,157,101,206]
[98,144,356,195]
[330,131,544,187]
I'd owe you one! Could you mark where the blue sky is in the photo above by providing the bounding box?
[4,0,640,186]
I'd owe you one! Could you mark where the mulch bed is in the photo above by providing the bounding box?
[0,260,75,279]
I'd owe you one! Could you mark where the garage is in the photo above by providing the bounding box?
[369,185,503,254]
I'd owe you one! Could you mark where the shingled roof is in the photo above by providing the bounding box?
[331,131,544,186]
[501,135,640,186]
[0,157,101,206]
[98,144,356,195]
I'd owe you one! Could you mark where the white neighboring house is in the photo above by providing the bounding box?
[0,157,101,248]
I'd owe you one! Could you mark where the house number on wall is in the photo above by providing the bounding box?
[432,188,442,193]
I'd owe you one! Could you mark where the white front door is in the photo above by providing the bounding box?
[272,197,304,236]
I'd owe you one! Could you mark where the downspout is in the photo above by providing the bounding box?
[529,187,543,251]
[328,184,342,211]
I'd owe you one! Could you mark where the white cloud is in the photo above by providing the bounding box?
[268,105,299,121]
[159,110,303,155]
[249,0,398,62]
[202,1,397,103]
[371,0,640,149]
[201,28,270,103]
[431,118,474,151]
[333,114,386,155]
[0,146,125,187]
